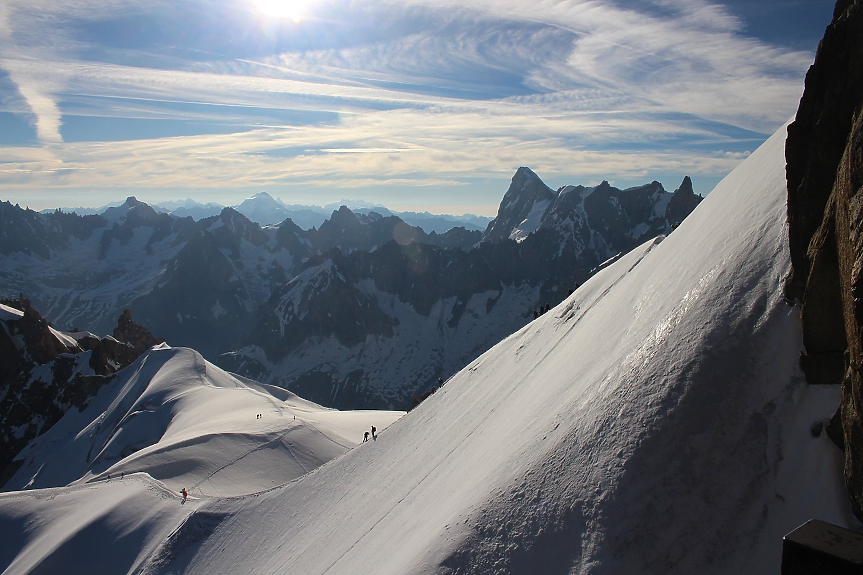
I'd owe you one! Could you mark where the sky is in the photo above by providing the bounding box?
[0,0,836,215]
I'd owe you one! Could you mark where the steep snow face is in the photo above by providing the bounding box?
[155,123,849,573]
[5,346,403,496]
[509,199,551,242]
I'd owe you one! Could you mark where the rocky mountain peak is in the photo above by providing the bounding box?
[0,301,164,486]
[214,208,268,246]
[113,309,165,355]
[676,176,694,195]
[666,176,702,225]
[13,296,79,364]
[335,204,357,217]
[483,168,701,249]
[322,205,363,232]
[483,167,556,243]
[593,180,612,193]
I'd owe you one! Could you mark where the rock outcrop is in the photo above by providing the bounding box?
[113,309,165,355]
[0,304,163,488]
[785,0,863,517]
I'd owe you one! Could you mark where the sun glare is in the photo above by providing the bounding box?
[254,0,307,23]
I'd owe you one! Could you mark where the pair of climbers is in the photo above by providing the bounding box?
[363,425,377,442]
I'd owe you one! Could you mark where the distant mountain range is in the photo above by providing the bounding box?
[6,168,702,410]
[42,192,493,233]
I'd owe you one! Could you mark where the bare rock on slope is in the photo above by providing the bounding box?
[785,0,863,517]
[114,309,165,355]
[0,304,164,488]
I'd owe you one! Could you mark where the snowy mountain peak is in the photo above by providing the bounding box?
[233,192,292,226]
[100,196,149,224]
[242,191,287,208]
[483,168,701,249]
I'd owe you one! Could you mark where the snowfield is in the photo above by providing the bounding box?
[0,122,857,573]
[4,345,403,498]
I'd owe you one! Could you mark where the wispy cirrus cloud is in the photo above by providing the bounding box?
[0,0,832,212]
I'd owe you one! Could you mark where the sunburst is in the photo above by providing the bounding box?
[253,0,307,23]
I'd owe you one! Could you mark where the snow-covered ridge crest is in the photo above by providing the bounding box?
[5,346,403,496]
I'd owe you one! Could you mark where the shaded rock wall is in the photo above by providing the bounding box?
[0,305,163,488]
[785,0,863,517]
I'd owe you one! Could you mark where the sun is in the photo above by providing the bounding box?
[253,0,308,23]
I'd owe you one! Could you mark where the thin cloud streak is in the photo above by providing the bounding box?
[0,0,829,211]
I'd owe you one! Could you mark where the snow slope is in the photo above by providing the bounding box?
[0,123,856,573]
[5,346,403,497]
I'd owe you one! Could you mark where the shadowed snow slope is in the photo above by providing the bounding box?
[0,123,856,574]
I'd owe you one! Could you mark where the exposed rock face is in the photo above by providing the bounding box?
[785,0,863,517]
[666,176,703,226]
[483,171,701,256]
[0,201,105,259]
[0,304,163,488]
[483,167,556,242]
[113,309,165,355]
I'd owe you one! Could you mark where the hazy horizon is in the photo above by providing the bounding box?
[10,171,706,217]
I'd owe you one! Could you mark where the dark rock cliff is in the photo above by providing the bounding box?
[785,0,863,517]
[0,303,162,488]
[483,167,556,242]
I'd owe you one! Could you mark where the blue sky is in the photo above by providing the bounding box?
[0,0,835,215]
